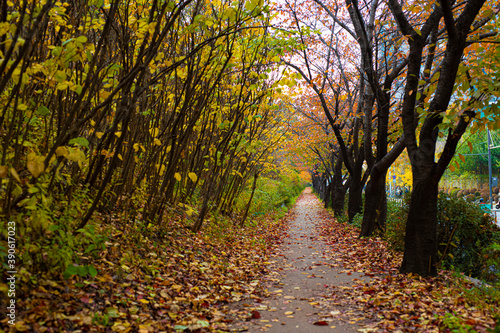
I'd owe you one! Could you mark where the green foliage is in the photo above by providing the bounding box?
[0,179,107,279]
[235,170,305,219]
[0,0,297,283]
[482,243,500,285]
[63,264,98,280]
[351,213,363,229]
[386,197,409,252]
[466,194,476,202]
[440,312,476,333]
[447,130,500,176]
[436,192,500,281]
[386,192,500,282]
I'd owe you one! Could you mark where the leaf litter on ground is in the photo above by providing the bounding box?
[0,207,291,332]
[1,192,499,332]
[316,208,499,332]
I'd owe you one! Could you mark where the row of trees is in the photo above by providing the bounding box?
[2,0,499,278]
[283,0,500,275]
[0,0,295,272]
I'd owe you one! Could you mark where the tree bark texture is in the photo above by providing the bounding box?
[399,165,440,276]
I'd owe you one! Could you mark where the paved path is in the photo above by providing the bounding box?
[228,189,371,332]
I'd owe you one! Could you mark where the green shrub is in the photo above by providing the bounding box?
[0,182,106,280]
[435,192,500,281]
[482,243,500,285]
[465,194,475,202]
[234,170,305,221]
[386,194,410,252]
[351,212,363,229]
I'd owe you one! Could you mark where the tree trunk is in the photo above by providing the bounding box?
[399,165,439,276]
[347,149,365,222]
[332,178,348,218]
[348,175,363,222]
[331,155,348,217]
[240,173,258,226]
[360,171,387,236]
[360,138,405,236]
[324,180,331,208]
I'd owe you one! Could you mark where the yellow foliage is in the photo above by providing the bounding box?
[27,153,45,178]
[0,166,8,178]
[188,172,197,182]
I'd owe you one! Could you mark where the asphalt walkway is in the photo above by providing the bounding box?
[229,188,371,332]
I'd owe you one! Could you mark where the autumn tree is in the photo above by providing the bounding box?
[287,94,349,216]
[386,0,500,275]
[277,0,369,221]
[331,0,409,236]
[0,0,292,273]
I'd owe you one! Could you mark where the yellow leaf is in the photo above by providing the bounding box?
[9,168,21,183]
[174,173,181,181]
[154,138,161,146]
[56,82,68,90]
[66,147,86,168]
[17,104,28,111]
[133,143,139,152]
[115,132,121,138]
[150,127,159,138]
[0,165,7,178]
[188,172,197,182]
[55,146,68,157]
[139,299,149,304]
[27,153,45,178]
[96,132,104,138]
[118,154,123,161]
